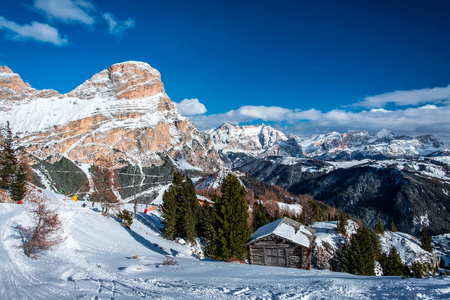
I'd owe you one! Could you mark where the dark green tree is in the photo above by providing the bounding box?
[343,226,376,276]
[384,247,404,276]
[117,209,133,229]
[419,227,433,252]
[309,200,322,222]
[252,202,271,230]
[374,219,384,234]
[332,243,350,273]
[162,184,178,239]
[161,172,201,242]
[210,173,251,261]
[356,226,376,275]
[336,213,348,235]
[0,122,27,201]
[390,221,397,232]
[197,200,213,240]
[177,177,201,242]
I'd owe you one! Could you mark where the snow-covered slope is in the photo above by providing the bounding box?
[1,191,449,299]
[379,231,437,266]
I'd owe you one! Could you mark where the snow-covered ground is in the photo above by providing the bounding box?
[1,190,450,299]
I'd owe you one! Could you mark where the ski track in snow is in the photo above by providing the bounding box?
[1,192,450,299]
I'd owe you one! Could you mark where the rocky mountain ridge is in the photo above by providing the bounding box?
[0,62,220,172]
[0,62,222,202]
[208,123,446,161]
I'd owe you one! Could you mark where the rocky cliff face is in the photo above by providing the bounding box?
[0,61,220,173]
[0,66,59,101]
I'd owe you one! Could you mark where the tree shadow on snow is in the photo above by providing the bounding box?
[114,218,169,256]
[136,212,164,236]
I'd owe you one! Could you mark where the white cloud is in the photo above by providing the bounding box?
[102,12,135,35]
[355,84,450,107]
[33,0,95,25]
[187,102,450,145]
[0,16,68,46]
[174,98,207,116]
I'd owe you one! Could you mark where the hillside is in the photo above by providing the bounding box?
[1,190,449,299]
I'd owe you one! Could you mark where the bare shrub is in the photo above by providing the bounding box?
[160,256,178,266]
[91,158,120,216]
[23,186,64,258]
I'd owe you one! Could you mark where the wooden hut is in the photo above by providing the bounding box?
[245,217,315,269]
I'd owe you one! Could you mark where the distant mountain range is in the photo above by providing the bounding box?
[208,122,447,161]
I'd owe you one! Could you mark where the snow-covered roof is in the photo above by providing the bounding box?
[246,217,315,248]
[196,195,214,204]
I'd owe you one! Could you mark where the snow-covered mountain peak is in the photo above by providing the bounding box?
[0,62,221,171]
[67,61,164,100]
[376,128,394,140]
[0,65,59,101]
[208,123,288,154]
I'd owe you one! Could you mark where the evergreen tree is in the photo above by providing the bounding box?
[117,209,133,229]
[161,173,202,242]
[331,243,350,273]
[177,177,200,242]
[0,122,27,201]
[374,219,384,234]
[211,173,251,261]
[252,202,271,230]
[344,226,376,276]
[390,221,397,232]
[198,200,213,240]
[309,200,322,222]
[356,226,376,276]
[419,227,433,252]
[162,184,178,239]
[385,246,404,276]
[347,235,364,275]
[336,213,348,235]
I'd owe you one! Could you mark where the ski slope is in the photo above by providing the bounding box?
[1,190,449,299]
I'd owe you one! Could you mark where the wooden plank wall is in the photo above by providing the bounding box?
[249,235,307,269]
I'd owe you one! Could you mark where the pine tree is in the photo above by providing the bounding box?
[309,200,322,222]
[356,227,376,276]
[198,200,213,240]
[390,221,397,232]
[336,213,348,235]
[374,219,384,234]
[0,122,27,201]
[385,246,404,276]
[345,226,376,276]
[117,209,133,229]
[162,185,178,239]
[162,173,202,242]
[211,173,251,261]
[419,227,433,252]
[252,202,271,230]
[332,243,350,273]
[175,176,199,242]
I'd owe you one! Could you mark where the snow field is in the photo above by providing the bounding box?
[0,190,449,299]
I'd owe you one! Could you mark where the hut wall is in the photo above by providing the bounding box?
[248,235,308,269]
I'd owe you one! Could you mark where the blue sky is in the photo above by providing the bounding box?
[1,0,450,144]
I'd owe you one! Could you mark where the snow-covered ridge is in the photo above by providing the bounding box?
[208,122,288,154]
[208,123,446,160]
[0,61,171,135]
